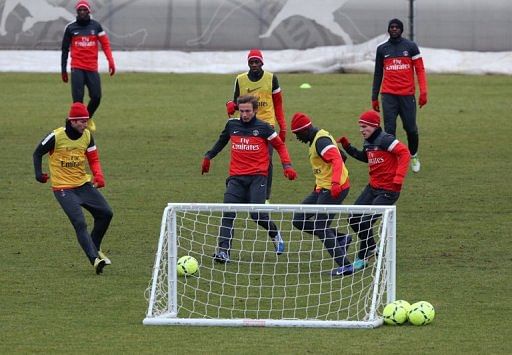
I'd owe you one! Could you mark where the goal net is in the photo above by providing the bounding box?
[143,203,396,328]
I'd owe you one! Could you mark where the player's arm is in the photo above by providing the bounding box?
[269,133,297,180]
[412,54,428,107]
[202,122,231,174]
[337,136,367,163]
[97,25,115,76]
[226,80,241,117]
[316,138,343,184]
[387,139,411,186]
[205,122,231,160]
[85,137,106,188]
[271,75,287,142]
[371,47,384,110]
[60,27,71,82]
[33,132,55,183]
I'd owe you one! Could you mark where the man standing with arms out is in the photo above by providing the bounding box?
[61,0,116,132]
[338,110,410,271]
[290,113,353,276]
[226,49,287,202]
[33,102,113,274]
[202,95,297,263]
[371,18,427,173]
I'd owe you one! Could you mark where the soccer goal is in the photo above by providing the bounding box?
[143,203,396,328]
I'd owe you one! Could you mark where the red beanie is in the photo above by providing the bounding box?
[75,0,91,11]
[68,102,90,120]
[247,49,264,64]
[291,112,312,133]
[358,110,380,127]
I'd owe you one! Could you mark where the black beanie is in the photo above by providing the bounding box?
[388,18,404,32]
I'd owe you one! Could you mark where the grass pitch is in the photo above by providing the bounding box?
[0,72,511,354]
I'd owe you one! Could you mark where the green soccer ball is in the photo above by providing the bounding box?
[177,256,199,276]
[383,302,408,325]
[408,301,435,325]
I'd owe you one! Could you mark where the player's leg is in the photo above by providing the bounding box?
[215,177,244,262]
[248,176,283,254]
[292,190,320,233]
[84,71,102,118]
[71,68,85,103]
[399,95,420,171]
[53,188,99,264]
[79,183,113,263]
[349,185,376,261]
[381,94,400,137]
[266,145,273,201]
[316,189,352,269]
[398,95,418,155]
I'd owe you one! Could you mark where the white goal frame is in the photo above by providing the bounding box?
[143,203,396,328]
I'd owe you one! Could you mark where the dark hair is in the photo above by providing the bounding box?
[237,95,258,110]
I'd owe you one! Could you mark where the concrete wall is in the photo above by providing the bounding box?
[0,0,510,51]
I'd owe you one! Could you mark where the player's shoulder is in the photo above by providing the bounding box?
[377,131,398,148]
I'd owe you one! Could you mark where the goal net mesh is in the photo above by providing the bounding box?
[144,203,395,328]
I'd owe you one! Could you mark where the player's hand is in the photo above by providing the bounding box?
[283,167,297,180]
[226,101,237,116]
[278,129,286,143]
[36,173,49,183]
[108,60,116,76]
[61,71,68,83]
[336,136,350,150]
[372,99,380,112]
[419,92,427,108]
[93,174,105,188]
[201,157,210,175]
[330,182,343,198]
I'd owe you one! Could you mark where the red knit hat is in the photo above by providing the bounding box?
[247,49,264,64]
[358,110,380,127]
[291,112,312,133]
[68,102,90,120]
[75,0,91,11]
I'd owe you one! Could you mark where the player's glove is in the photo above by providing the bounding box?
[36,173,49,183]
[93,174,105,188]
[419,92,427,108]
[330,182,343,199]
[278,129,286,143]
[283,167,297,180]
[61,71,68,83]
[201,157,210,175]
[372,99,380,112]
[226,100,237,116]
[108,59,116,76]
[336,136,351,150]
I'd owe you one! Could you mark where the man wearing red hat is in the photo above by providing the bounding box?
[61,0,116,132]
[202,95,297,263]
[225,49,287,203]
[337,110,410,271]
[33,102,113,275]
[371,18,428,173]
[290,112,353,276]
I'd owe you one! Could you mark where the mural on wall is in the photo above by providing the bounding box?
[0,0,148,49]
[187,0,354,47]
[0,0,510,51]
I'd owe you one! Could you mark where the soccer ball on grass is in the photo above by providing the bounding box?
[382,301,408,325]
[177,256,199,276]
[408,301,435,325]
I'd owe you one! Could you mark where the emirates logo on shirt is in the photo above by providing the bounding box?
[385,58,410,71]
[232,137,260,151]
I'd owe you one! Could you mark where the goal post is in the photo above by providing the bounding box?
[144,203,396,328]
